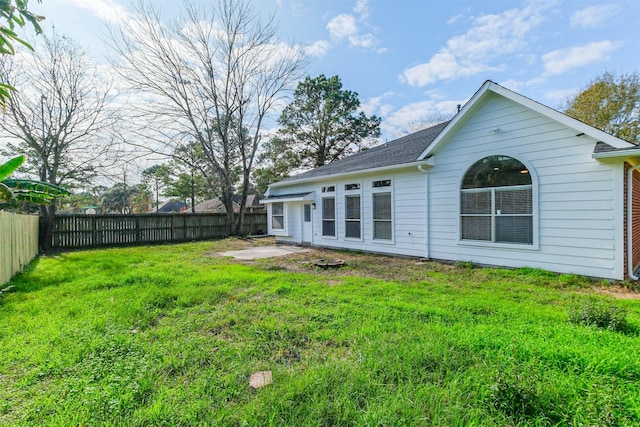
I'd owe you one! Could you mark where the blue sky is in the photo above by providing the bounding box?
[29,0,640,142]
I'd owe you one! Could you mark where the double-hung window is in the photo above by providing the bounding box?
[322,185,336,237]
[271,202,285,230]
[372,180,392,241]
[460,155,533,245]
[345,183,361,239]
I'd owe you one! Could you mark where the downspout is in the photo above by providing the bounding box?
[627,164,640,280]
[418,165,429,259]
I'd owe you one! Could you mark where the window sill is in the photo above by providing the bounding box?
[320,235,338,240]
[458,240,539,251]
[372,238,395,245]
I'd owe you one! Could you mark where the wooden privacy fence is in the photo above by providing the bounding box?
[1,212,39,285]
[47,212,267,250]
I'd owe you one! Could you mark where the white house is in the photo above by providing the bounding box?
[262,81,640,280]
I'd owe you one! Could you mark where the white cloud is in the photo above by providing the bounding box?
[304,40,331,57]
[65,0,130,24]
[377,97,464,140]
[324,0,383,52]
[353,0,369,18]
[360,91,394,116]
[402,0,554,87]
[326,13,357,40]
[544,88,577,103]
[349,33,376,49]
[542,40,621,75]
[570,4,618,29]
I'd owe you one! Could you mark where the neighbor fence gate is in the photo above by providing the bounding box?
[47,212,267,250]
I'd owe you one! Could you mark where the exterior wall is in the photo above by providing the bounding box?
[427,92,624,279]
[272,168,429,257]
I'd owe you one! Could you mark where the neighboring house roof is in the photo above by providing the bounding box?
[272,121,449,186]
[149,200,187,213]
[233,194,264,208]
[194,198,228,212]
[195,194,264,212]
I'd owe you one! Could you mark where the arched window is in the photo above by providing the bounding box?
[460,155,533,245]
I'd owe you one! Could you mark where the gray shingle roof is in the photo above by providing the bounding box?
[277,121,449,184]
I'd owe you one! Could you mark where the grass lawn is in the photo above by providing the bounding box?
[1,238,640,426]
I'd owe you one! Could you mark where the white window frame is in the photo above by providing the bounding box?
[458,154,539,250]
[371,178,394,243]
[344,182,362,241]
[321,185,337,239]
[269,202,288,236]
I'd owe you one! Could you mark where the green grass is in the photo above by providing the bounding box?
[1,239,639,426]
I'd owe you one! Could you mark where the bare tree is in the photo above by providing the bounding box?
[406,113,453,134]
[0,31,118,249]
[108,0,306,234]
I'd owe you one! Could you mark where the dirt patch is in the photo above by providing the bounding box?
[595,286,640,300]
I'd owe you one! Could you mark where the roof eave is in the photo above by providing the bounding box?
[268,159,434,189]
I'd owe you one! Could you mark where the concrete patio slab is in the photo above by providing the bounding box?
[220,245,310,260]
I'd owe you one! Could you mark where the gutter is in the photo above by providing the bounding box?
[269,160,434,188]
[593,149,640,160]
[418,164,430,260]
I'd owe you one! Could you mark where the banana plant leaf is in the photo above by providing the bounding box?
[2,179,71,197]
[0,155,25,181]
[0,156,70,206]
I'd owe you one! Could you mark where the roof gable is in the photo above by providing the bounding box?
[418,80,635,160]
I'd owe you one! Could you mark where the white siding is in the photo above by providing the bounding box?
[427,92,624,279]
[271,169,429,257]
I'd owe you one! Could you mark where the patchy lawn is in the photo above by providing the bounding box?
[1,238,639,426]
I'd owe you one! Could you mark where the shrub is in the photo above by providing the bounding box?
[567,298,630,332]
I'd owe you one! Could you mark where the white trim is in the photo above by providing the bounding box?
[268,161,433,188]
[418,81,635,160]
[456,153,539,250]
[268,202,289,237]
[261,192,314,203]
[321,195,337,240]
[344,182,363,241]
[372,179,394,243]
[418,165,430,259]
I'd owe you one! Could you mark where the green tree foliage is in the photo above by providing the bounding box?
[0,0,43,104]
[99,183,149,214]
[564,72,640,143]
[0,155,69,208]
[142,164,171,212]
[257,74,381,185]
[165,142,218,212]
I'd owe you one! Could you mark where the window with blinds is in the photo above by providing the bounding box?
[322,197,335,237]
[373,192,392,240]
[460,155,533,244]
[345,195,361,238]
